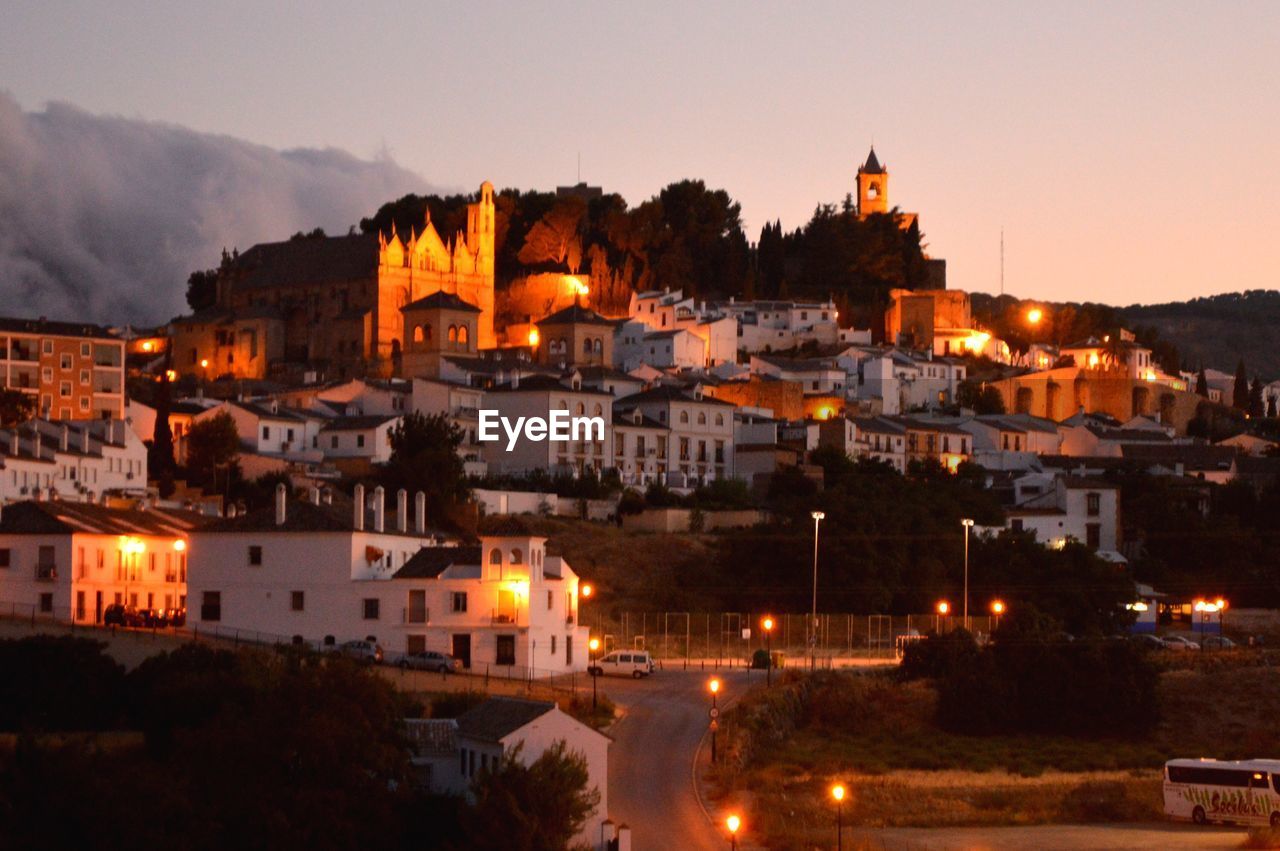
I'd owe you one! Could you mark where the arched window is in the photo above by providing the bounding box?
[697,412,706,425]
[576,402,585,416]
[715,413,724,426]
[680,410,689,424]
[593,403,603,416]
[489,548,502,566]
[510,548,523,564]
[593,338,603,353]
[457,325,469,345]
[423,323,432,341]
[583,338,592,355]
[448,325,458,343]
[412,326,424,343]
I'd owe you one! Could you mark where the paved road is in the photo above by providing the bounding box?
[604,667,756,851]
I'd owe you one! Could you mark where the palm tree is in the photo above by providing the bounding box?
[1100,334,1132,372]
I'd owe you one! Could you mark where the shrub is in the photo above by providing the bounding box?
[899,629,980,681]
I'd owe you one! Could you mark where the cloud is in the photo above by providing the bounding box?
[0,94,430,326]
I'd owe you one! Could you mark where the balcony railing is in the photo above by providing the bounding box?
[491,609,520,626]
[403,606,430,624]
[35,564,57,582]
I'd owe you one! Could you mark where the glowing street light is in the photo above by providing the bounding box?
[991,599,1006,630]
[809,510,825,670]
[1026,307,1043,325]
[726,814,741,850]
[580,583,593,599]
[831,784,847,851]
[709,677,722,764]
[936,601,950,615]
[173,539,186,552]
[762,615,776,687]
[588,637,601,710]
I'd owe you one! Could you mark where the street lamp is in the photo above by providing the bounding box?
[961,519,975,628]
[831,783,846,851]
[810,510,825,670]
[588,637,601,711]
[762,616,775,687]
[726,814,741,851]
[708,677,721,764]
[935,600,949,633]
[991,599,1006,631]
[1026,307,1043,325]
[579,583,593,632]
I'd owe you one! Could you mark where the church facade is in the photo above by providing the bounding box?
[170,182,497,380]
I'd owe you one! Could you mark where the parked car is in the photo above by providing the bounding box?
[588,650,655,678]
[103,604,148,628]
[398,650,459,673]
[1201,635,1236,650]
[1130,633,1167,651]
[1162,635,1200,651]
[339,640,384,664]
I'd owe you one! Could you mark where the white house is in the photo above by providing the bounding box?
[319,415,401,465]
[0,499,200,623]
[188,488,590,675]
[852,416,907,472]
[613,384,735,485]
[479,374,613,477]
[985,476,1122,558]
[410,697,611,848]
[0,419,147,502]
[750,354,846,395]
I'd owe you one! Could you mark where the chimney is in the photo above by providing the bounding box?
[60,424,69,451]
[81,426,89,453]
[373,486,385,533]
[9,431,16,455]
[415,491,427,534]
[353,483,365,530]
[310,486,321,505]
[396,488,408,533]
[33,429,41,458]
[274,483,287,526]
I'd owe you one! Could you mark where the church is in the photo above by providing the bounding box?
[170,182,497,381]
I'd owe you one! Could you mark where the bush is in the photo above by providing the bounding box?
[899,629,980,681]
[1057,780,1153,823]
[0,636,124,731]
[751,648,771,669]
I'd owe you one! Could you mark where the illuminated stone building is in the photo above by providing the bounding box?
[171,182,497,380]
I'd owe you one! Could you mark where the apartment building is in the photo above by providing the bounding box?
[0,317,126,420]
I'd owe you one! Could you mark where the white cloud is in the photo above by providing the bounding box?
[0,94,430,325]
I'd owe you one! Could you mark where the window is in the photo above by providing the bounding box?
[496,635,516,666]
[331,435,339,449]
[363,598,380,620]
[60,381,71,398]
[547,590,553,610]
[407,634,427,654]
[457,325,468,345]
[679,410,689,424]
[39,593,53,613]
[1011,518,1024,533]
[248,545,263,566]
[451,592,468,613]
[0,548,8,568]
[201,591,221,622]
[356,434,365,448]
[262,426,270,440]
[551,635,557,654]
[407,589,427,623]
[42,340,53,355]
[290,591,305,611]
[697,412,706,425]
[510,548,522,564]
[1086,492,1101,516]
[60,353,73,370]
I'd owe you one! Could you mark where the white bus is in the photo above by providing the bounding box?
[1164,759,1280,826]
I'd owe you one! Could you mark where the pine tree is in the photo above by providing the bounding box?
[1232,359,1250,410]
[1248,377,1265,418]
[149,365,176,498]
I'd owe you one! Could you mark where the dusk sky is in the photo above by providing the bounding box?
[3,0,1278,309]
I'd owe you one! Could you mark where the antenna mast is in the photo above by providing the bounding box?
[1000,227,1005,296]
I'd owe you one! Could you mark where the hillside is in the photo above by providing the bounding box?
[1120,290,1280,379]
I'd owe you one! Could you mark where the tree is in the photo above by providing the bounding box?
[148,369,176,497]
[0,388,35,427]
[459,741,599,851]
[1233,359,1250,410]
[517,196,587,271]
[1100,334,1132,371]
[377,413,469,520]
[183,412,240,490]
[1195,365,1209,397]
[185,248,234,311]
[1249,376,1265,418]
[957,381,1006,414]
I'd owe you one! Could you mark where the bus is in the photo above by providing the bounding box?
[1164,759,1280,827]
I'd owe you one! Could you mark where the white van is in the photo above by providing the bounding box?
[1164,758,1280,826]
[588,650,656,678]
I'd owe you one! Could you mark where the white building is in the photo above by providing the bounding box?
[750,354,847,395]
[984,476,1122,558]
[319,415,401,465]
[627,289,737,365]
[411,697,611,848]
[613,384,735,485]
[188,488,590,675]
[713,297,843,354]
[0,419,147,502]
[0,499,200,623]
[480,374,613,477]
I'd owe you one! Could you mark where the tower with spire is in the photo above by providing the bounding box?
[856,146,889,217]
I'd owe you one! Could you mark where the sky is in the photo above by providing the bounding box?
[2,0,1278,319]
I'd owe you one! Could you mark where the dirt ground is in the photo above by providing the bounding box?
[848,821,1248,850]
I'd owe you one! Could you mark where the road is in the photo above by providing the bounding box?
[604,667,756,851]
[852,822,1250,850]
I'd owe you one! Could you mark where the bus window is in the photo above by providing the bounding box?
[1252,772,1270,789]
[1274,775,1280,793]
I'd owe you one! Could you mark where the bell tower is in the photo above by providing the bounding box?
[856,147,889,216]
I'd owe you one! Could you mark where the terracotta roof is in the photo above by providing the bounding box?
[402,291,481,313]
[455,698,557,744]
[0,500,210,536]
[394,545,481,579]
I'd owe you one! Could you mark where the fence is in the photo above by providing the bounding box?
[584,612,999,665]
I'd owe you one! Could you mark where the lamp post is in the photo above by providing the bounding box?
[762,616,775,687]
[935,600,949,633]
[810,511,825,670]
[588,637,600,711]
[961,519,974,628]
[580,583,593,631]
[831,783,846,851]
[990,599,1006,632]
[725,814,741,851]
[708,677,721,763]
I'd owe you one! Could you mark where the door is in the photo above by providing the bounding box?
[565,635,573,666]
[452,634,471,669]
[496,635,516,667]
[94,591,103,624]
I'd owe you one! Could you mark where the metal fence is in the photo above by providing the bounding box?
[584,612,998,665]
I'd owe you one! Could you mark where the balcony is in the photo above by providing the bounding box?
[491,608,521,626]
[35,564,57,582]
[403,605,430,624]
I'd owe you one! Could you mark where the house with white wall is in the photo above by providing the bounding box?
[411,697,611,848]
[613,384,735,485]
[188,488,590,674]
[0,419,147,502]
[0,499,200,623]
[982,476,1122,558]
[479,374,613,477]
[319,415,401,466]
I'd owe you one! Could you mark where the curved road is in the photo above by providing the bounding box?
[604,668,754,851]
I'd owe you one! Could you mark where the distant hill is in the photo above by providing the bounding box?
[1120,290,1280,379]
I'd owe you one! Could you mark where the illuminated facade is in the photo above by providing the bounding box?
[0,500,199,624]
[0,317,125,420]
